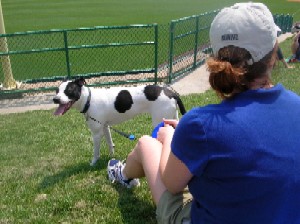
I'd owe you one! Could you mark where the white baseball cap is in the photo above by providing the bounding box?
[210,2,281,63]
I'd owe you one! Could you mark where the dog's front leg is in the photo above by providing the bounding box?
[90,128,103,166]
[104,125,115,156]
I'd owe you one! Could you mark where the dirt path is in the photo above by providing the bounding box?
[170,64,210,95]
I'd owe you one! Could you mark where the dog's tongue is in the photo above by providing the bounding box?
[53,104,68,116]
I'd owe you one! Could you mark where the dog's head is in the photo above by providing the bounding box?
[53,78,86,115]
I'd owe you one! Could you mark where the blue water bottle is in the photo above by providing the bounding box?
[151,122,164,138]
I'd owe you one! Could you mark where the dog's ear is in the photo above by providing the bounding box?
[75,77,86,87]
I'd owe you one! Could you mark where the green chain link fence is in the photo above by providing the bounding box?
[0,24,159,95]
[167,10,219,83]
[274,14,294,34]
[0,11,293,100]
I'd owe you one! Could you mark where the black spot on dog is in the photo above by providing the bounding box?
[64,81,82,101]
[144,85,176,101]
[114,90,133,113]
[143,85,186,115]
[144,85,162,101]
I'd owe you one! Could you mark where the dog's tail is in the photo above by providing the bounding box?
[164,85,186,115]
[173,93,186,115]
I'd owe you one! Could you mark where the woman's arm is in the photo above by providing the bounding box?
[163,152,193,194]
[157,121,193,194]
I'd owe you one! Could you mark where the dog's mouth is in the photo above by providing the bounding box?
[53,101,74,116]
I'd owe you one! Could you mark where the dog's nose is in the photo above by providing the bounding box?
[53,97,60,104]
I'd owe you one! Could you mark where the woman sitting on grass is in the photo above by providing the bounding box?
[107,2,300,223]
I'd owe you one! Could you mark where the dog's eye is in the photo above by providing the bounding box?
[55,88,59,94]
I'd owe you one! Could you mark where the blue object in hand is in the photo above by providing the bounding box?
[151,122,164,138]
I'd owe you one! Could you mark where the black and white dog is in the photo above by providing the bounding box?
[53,78,186,165]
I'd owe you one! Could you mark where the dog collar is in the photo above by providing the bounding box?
[81,87,91,114]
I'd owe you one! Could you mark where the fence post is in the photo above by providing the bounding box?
[0,0,17,89]
[193,16,200,69]
[168,21,175,84]
[285,14,293,32]
[63,30,71,79]
[154,24,158,84]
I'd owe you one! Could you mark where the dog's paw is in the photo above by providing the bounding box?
[90,158,99,166]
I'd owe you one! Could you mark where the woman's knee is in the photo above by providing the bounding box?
[137,135,162,154]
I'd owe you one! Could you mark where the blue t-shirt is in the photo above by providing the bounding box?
[172,84,300,224]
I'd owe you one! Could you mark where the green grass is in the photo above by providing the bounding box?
[0,94,213,223]
[2,0,300,33]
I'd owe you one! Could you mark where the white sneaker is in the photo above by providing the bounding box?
[107,159,140,188]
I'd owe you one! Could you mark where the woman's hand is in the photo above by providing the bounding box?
[156,119,178,144]
[162,118,179,128]
[157,125,174,144]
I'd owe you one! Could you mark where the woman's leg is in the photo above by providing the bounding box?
[108,135,193,223]
[123,135,167,205]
